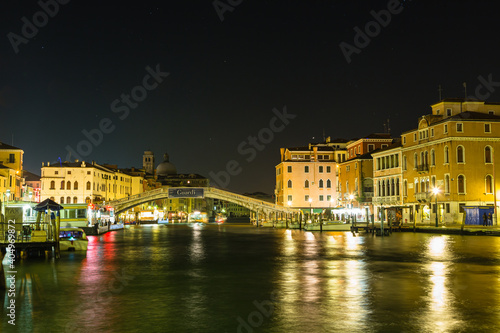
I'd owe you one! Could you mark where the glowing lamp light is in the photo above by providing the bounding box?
[308,198,312,203]
[287,201,292,206]
[349,194,354,200]
[432,187,440,195]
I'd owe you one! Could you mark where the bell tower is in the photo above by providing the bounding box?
[143,151,155,174]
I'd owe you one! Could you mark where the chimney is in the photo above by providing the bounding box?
[42,162,44,167]
[47,162,50,166]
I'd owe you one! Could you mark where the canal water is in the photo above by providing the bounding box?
[2,224,500,333]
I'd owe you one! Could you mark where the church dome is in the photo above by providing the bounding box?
[156,153,177,176]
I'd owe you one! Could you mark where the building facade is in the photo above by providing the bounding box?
[400,99,500,224]
[40,160,144,204]
[0,142,24,201]
[275,138,348,218]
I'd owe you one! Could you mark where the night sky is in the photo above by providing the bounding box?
[1,1,499,194]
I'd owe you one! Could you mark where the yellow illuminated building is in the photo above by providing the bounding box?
[275,137,348,218]
[400,99,500,224]
[0,142,24,201]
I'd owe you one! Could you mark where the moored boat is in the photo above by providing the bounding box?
[59,227,88,251]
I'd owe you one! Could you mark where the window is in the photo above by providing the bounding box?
[327,195,331,201]
[66,196,71,203]
[446,108,452,116]
[67,171,72,175]
[459,203,466,213]
[61,181,65,190]
[305,195,309,202]
[304,166,309,173]
[444,124,448,134]
[486,175,493,194]
[287,166,292,173]
[287,195,292,202]
[304,180,309,188]
[485,146,492,163]
[436,109,440,115]
[287,180,292,188]
[381,144,388,149]
[55,171,59,175]
[355,178,358,191]
[403,156,407,171]
[457,146,464,163]
[67,181,71,190]
[368,144,375,151]
[444,174,450,194]
[444,146,449,163]
[74,181,78,190]
[87,171,91,175]
[60,197,64,204]
[73,197,78,203]
[319,195,324,201]
[414,133,417,141]
[86,181,91,190]
[319,166,324,173]
[485,123,491,133]
[403,136,406,144]
[446,203,450,214]
[319,179,324,188]
[326,166,331,173]
[355,162,358,170]
[489,110,495,115]
[456,123,463,132]
[327,179,331,188]
[431,149,435,166]
[346,166,350,172]
[414,153,418,169]
[431,128,434,137]
[431,176,436,188]
[403,180,407,196]
[457,175,465,194]
[9,154,15,163]
[50,181,55,189]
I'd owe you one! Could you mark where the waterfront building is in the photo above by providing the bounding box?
[400,99,500,224]
[337,134,394,221]
[23,170,41,202]
[40,160,144,204]
[275,137,348,219]
[0,142,24,201]
[372,144,404,223]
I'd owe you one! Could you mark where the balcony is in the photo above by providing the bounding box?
[372,195,400,205]
[417,164,429,173]
[415,192,431,202]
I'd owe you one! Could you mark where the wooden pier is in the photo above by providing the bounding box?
[351,222,402,236]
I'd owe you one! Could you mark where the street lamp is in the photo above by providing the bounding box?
[432,187,440,227]
[309,198,313,223]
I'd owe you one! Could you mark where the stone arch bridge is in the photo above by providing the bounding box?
[108,187,299,222]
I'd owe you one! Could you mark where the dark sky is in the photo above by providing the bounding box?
[1,0,499,194]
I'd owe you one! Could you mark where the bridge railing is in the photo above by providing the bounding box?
[206,187,294,213]
[110,187,166,205]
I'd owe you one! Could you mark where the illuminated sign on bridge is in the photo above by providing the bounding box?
[168,188,205,198]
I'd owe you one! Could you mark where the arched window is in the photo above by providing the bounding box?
[391,179,395,196]
[424,151,428,166]
[287,180,292,188]
[485,146,492,163]
[74,181,78,190]
[50,181,55,189]
[431,149,435,166]
[67,196,71,204]
[444,146,449,163]
[50,197,54,201]
[457,146,464,163]
[396,178,400,196]
[67,181,71,190]
[87,181,91,190]
[85,197,91,204]
[61,181,65,190]
[414,153,418,168]
[60,197,64,204]
[403,156,407,170]
[381,180,385,196]
[73,197,78,203]
[457,175,465,194]
[445,174,450,193]
[486,175,493,194]
[319,179,324,188]
[326,179,331,188]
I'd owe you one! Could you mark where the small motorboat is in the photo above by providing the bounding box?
[59,227,89,251]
